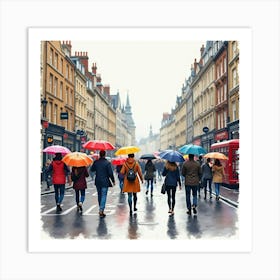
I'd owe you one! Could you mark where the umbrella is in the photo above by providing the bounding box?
[178,144,207,155]
[111,157,127,165]
[159,150,185,163]
[90,153,99,160]
[82,140,115,151]
[62,152,93,167]
[42,145,71,155]
[115,146,140,156]
[203,152,228,160]
[140,153,157,160]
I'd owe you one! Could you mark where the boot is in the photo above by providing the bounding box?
[128,201,133,215]
[133,194,137,211]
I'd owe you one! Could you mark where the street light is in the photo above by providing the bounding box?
[41,98,48,167]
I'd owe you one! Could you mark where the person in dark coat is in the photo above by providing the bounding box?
[201,158,213,200]
[144,159,156,196]
[47,153,70,212]
[181,154,202,215]
[162,161,181,216]
[71,166,89,212]
[90,150,115,218]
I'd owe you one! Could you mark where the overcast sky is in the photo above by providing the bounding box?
[71,40,204,141]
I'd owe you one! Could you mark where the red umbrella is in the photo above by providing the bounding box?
[111,157,127,165]
[82,140,115,151]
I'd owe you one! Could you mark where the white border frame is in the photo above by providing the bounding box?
[28,27,252,253]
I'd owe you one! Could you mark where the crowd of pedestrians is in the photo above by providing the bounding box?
[44,152,225,217]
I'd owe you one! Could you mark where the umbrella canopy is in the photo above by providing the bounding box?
[203,152,228,160]
[62,152,93,167]
[42,145,71,155]
[82,140,115,151]
[111,157,127,165]
[140,153,157,160]
[115,146,140,156]
[159,150,185,163]
[178,144,207,155]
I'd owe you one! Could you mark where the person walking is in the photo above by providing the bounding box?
[116,164,124,193]
[162,161,182,216]
[212,159,225,200]
[201,158,213,199]
[197,155,204,197]
[144,159,156,196]
[181,154,202,215]
[71,166,89,212]
[42,159,52,191]
[121,153,144,216]
[47,153,71,212]
[90,150,115,218]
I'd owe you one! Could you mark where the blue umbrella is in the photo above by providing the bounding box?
[178,144,207,155]
[159,150,185,162]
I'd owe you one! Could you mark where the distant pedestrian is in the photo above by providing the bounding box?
[162,161,182,216]
[71,166,89,212]
[116,164,124,193]
[181,154,202,215]
[144,159,156,196]
[90,150,115,218]
[43,159,52,191]
[155,159,164,181]
[197,155,204,197]
[201,158,213,199]
[212,159,225,200]
[121,153,144,216]
[47,153,71,212]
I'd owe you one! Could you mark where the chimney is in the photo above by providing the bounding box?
[61,40,72,56]
[103,84,110,95]
[76,51,89,72]
[194,58,198,73]
[92,63,97,75]
[200,44,205,57]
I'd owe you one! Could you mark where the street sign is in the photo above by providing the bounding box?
[60,112,68,120]
[203,126,209,133]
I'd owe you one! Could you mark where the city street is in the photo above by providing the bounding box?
[41,178,239,240]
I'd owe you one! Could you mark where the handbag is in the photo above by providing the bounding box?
[161,181,166,194]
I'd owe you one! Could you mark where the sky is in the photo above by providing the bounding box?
[71,40,204,142]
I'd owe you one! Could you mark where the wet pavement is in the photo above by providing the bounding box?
[41,177,239,240]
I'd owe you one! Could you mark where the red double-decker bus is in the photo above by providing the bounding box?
[210,139,239,189]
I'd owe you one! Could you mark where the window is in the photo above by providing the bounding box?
[49,74,53,93]
[224,57,227,73]
[232,101,236,121]
[59,82,63,99]
[232,41,237,56]
[54,77,58,96]
[49,48,53,65]
[66,64,69,79]
[54,104,57,125]
[233,68,237,87]
[54,53,58,69]
[224,110,227,127]
[65,87,68,104]
[223,83,227,101]
[60,58,63,73]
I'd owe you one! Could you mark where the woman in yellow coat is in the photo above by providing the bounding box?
[121,153,144,215]
[212,159,225,200]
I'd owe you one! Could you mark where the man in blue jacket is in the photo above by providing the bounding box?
[90,150,115,217]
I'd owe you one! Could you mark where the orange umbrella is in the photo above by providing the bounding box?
[203,152,228,160]
[62,152,93,167]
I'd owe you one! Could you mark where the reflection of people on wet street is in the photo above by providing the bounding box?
[121,153,144,216]
[116,164,124,193]
[90,150,115,218]
[162,161,181,216]
[42,159,52,191]
[181,154,202,215]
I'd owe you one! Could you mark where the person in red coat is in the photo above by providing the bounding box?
[71,166,89,212]
[47,153,70,212]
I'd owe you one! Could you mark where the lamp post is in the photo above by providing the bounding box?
[202,126,209,152]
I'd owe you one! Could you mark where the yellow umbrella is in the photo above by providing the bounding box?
[115,146,141,156]
[183,154,189,160]
[203,152,228,160]
[62,152,93,167]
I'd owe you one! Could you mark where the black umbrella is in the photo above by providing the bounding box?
[140,153,157,160]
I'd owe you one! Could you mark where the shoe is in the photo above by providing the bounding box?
[133,207,137,211]
[168,209,172,213]
[150,193,153,197]
[192,206,197,215]
[145,190,148,195]
[78,202,83,212]
[129,210,133,216]
[186,209,191,215]
[204,196,206,200]
[210,196,213,199]
[56,204,62,211]
[99,211,106,218]
[169,211,174,217]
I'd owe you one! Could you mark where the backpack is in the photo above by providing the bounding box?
[126,162,136,181]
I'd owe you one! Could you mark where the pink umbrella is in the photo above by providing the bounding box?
[83,140,115,151]
[42,145,71,155]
